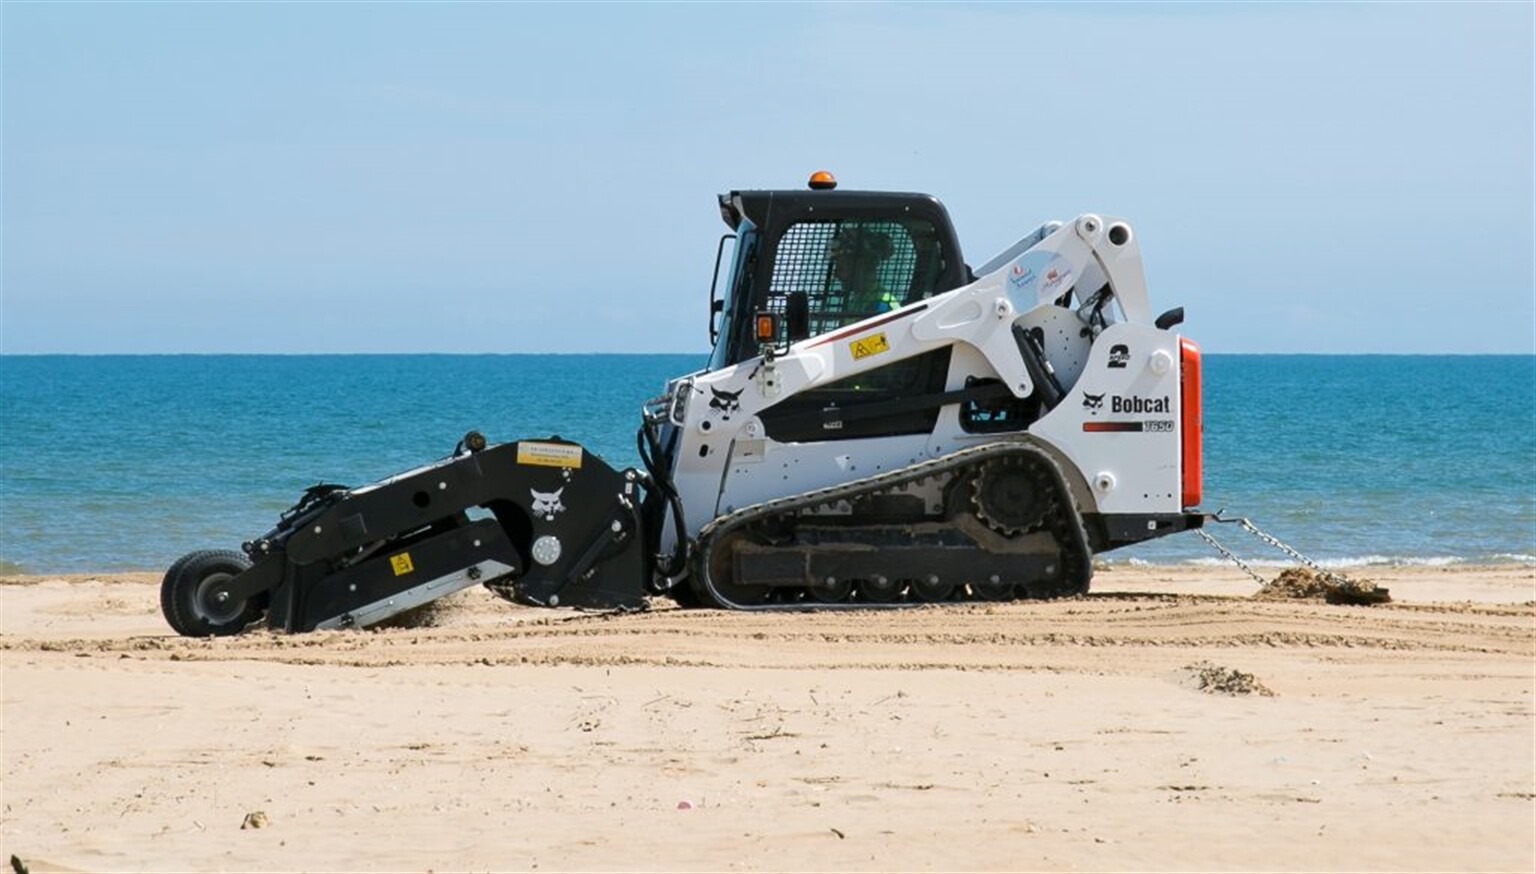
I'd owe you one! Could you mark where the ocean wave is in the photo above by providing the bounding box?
[1316,555,1463,568]
[1100,554,1536,568]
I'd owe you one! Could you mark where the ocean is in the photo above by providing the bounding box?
[1,354,1532,574]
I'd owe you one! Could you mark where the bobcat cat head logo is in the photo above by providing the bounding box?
[530,487,566,521]
[709,387,743,419]
[1082,392,1105,414]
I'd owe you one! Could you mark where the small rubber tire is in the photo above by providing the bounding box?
[161,549,261,637]
[158,550,206,631]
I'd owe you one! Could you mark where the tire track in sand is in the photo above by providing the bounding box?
[5,592,1530,669]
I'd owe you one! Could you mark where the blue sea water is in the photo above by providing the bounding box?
[1,354,1532,573]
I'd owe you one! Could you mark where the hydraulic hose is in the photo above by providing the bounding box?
[637,414,690,582]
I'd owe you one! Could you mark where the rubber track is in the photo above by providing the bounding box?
[690,439,1095,611]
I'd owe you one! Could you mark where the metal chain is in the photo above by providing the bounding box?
[1233,517,1351,585]
[1194,528,1267,585]
[1200,513,1350,586]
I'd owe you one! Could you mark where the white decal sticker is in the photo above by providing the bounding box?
[1008,261,1037,292]
[1005,250,1077,309]
[707,386,743,420]
[530,487,566,522]
[1039,255,1075,299]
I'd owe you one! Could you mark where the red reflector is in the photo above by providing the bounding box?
[1180,338,1202,509]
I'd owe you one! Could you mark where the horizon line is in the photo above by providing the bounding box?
[2,350,1533,358]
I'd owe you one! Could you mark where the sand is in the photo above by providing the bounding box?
[2,564,1532,873]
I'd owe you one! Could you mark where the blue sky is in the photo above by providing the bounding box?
[3,2,1531,354]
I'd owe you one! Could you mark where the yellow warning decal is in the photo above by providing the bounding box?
[516,441,584,469]
[849,332,890,360]
[389,553,414,576]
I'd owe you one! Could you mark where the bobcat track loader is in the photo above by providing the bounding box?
[160,173,1205,636]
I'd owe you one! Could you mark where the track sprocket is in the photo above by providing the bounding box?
[970,455,1052,536]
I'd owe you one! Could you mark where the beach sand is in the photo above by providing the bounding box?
[2,564,1532,872]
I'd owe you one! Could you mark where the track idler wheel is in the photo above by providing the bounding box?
[160,549,263,637]
[702,531,772,607]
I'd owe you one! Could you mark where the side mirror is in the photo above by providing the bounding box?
[708,233,737,345]
[785,292,810,342]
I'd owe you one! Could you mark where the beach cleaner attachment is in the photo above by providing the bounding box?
[159,433,647,635]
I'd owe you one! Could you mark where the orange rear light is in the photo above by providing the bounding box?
[1180,338,1202,509]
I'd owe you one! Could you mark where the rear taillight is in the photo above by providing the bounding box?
[1179,338,1202,509]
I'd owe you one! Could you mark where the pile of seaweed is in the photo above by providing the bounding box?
[1186,660,1275,696]
[1254,567,1392,605]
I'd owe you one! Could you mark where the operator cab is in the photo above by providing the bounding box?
[708,175,968,371]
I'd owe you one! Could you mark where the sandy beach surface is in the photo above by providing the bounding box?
[2,564,1532,873]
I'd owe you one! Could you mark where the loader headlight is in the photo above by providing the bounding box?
[668,377,693,425]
